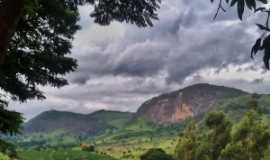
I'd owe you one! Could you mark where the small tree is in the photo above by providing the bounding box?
[175,122,198,160]
[80,144,95,152]
[140,148,174,160]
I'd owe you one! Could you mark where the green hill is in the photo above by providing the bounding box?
[24,110,134,136]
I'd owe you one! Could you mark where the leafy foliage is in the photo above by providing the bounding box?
[211,0,270,69]
[0,0,161,144]
[1,0,161,103]
[0,104,23,135]
[0,153,9,160]
[140,148,174,160]
[221,111,270,159]
[175,122,199,160]
[176,106,270,160]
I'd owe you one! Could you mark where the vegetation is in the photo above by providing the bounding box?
[175,98,270,160]
[1,0,270,160]
[140,148,174,160]
[3,94,269,160]
[0,0,160,153]
[211,0,270,69]
[0,153,9,160]
[18,149,116,160]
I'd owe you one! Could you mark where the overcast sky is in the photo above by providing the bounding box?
[9,0,270,120]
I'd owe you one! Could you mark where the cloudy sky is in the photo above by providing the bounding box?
[9,0,270,120]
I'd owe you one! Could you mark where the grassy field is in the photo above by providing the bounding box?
[96,136,178,160]
[18,149,117,160]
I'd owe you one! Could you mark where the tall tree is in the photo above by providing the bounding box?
[0,0,160,147]
[175,122,199,160]
[0,0,161,104]
[220,111,270,160]
[195,112,232,160]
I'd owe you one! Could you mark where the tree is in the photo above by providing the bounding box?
[0,104,23,135]
[0,0,161,65]
[140,148,174,160]
[175,122,199,160]
[195,112,232,160]
[220,111,270,160]
[0,0,161,104]
[0,0,161,151]
[211,0,270,69]
[175,112,232,160]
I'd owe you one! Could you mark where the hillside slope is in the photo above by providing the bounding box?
[134,83,248,124]
[24,83,249,135]
[24,110,134,135]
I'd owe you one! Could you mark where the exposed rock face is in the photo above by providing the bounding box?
[135,83,247,124]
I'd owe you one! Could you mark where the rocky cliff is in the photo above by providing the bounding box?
[135,83,248,124]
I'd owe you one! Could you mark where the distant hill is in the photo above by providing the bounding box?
[24,110,134,135]
[24,83,251,135]
[134,83,248,124]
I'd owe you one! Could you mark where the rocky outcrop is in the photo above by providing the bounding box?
[135,83,247,124]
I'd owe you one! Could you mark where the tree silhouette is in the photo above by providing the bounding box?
[211,0,270,69]
[0,0,160,147]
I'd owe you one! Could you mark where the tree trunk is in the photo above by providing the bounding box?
[0,0,24,64]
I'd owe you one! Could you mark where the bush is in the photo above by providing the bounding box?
[0,153,10,160]
[140,148,174,160]
[80,144,95,152]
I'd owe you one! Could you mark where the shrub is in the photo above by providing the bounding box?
[80,144,95,152]
[140,148,174,160]
[0,153,10,160]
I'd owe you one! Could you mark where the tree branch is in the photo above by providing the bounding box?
[213,0,226,20]
[0,0,24,65]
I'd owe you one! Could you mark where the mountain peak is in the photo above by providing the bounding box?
[135,83,248,124]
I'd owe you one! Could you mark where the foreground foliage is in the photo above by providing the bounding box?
[0,153,9,160]
[176,99,270,160]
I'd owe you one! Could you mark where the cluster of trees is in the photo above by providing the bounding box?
[175,102,270,160]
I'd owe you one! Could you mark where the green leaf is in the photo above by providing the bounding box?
[257,0,268,4]
[237,0,245,20]
[263,35,270,69]
[255,7,266,12]
[251,38,262,58]
[256,24,270,32]
[231,0,238,6]
[245,0,256,9]
[263,49,270,70]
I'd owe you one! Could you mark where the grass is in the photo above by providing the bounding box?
[18,149,117,160]
[94,132,179,160]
